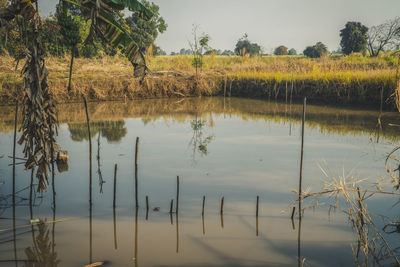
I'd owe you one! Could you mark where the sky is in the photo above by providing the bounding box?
[39,0,400,54]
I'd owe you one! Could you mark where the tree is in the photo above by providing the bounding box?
[0,0,153,191]
[40,16,64,57]
[234,34,261,56]
[368,17,400,56]
[188,25,210,75]
[303,42,328,58]
[126,0,167,53]
[57,4,82,91]
[288,48,297,55]
[153,45,166,55]
[274,45,288,55]
[221,50,234,56]
[340,22,368,55]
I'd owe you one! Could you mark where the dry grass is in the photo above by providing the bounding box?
[297,162,400,266]
[0,54,397,106]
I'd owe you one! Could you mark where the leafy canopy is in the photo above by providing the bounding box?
[125,0,167,53]
[303,42,328,58]
[234,34,261,56]
[340,21,368,55]
[274,45,288,55]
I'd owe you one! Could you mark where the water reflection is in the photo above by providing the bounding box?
[24,221,60,266]
[68,121,127,143]
[189,118,215,163]
[1,97,400,141]
[2,97,400,266]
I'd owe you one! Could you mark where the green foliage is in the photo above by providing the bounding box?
[57,4,81,49]
[288,48,297,55]
[189,25,210,74]
[234,34,261,56]
[125,0,167,53]
[40,16,65,57]
[303,42,328,58]
[340,21,368,55]
[274,45,288,55]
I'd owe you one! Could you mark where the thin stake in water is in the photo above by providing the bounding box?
[176,176,180,214]
[12,101,18,267]
[145,196,149,220]
[220,197,224,215]
[169,199,174,214]
[298,97,306,219]
[256,196,259,217]
[113,164,117,208]
[202,196,205,216]
[135,137,139,208]
[83,96,92,206]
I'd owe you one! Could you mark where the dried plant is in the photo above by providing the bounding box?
[1,1,58,191]
[298,165,400,266]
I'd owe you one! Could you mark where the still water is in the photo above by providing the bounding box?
[1,97,400,266]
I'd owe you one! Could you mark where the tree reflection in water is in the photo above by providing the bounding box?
[68,121,127,143]
[24,221,60,267]
[189,118,214,164]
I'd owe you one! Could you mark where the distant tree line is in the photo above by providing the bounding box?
[170,16,399,59]
[1,0,399,60]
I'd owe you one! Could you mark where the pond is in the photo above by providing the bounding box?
[1,97,400,266]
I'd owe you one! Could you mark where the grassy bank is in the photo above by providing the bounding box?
[0,54,397,108]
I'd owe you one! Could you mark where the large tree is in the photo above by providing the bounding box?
[125,0,167,53]
[340,21,368,55]
[368,17,400,57]
[274,45,288,55]
[234,34,261,56]
[303,42,328,58]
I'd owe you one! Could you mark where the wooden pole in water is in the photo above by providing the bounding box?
[113,164,117,208]
[291,206,296,220]
[176,176,180,214]
[256,196,259,217]
[202,196,205,216]
[113,163,118,249]
[145,196,149,220]
[113,203,117,250]
[256,216,259,236]
[224,75,227,98]
[83,97,92,142]
[220,197,224,215]
[298,97,306,219]
[169,199,174,214]
[12,101,18,267]
[12,102,18,184]
[83,97,92,206]
[135,137,139,208]
[134,207,138,267]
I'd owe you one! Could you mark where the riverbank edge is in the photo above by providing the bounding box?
[0,72,396,109]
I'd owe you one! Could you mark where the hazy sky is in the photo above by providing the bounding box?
[39,0,400,54]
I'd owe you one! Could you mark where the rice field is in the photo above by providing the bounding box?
[0,53,397,108]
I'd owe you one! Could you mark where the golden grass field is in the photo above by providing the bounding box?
[0,53,398,107]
